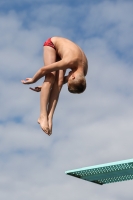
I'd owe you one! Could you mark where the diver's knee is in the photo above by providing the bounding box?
[57,77,64,90]
[45,73,56,85]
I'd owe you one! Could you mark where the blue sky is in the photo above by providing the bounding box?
[0,0,133,199]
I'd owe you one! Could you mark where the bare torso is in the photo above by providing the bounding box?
[51,37,88,76]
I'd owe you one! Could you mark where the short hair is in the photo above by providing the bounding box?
[68,75,86,94]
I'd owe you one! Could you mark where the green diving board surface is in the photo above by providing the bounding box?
[65,159,133,185]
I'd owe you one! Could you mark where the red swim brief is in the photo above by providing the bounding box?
[43,38,56,50]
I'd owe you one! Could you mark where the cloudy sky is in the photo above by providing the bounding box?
[0,0,133,199]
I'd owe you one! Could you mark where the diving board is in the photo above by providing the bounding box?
[65,159,133,185]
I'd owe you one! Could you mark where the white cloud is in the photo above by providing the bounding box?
[82,0,133,60]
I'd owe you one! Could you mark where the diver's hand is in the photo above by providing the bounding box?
[29,86,42,92]
[21,78,34,84]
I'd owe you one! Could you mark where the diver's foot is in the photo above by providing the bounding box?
[48,118,53,136]
[38,116,50,135]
